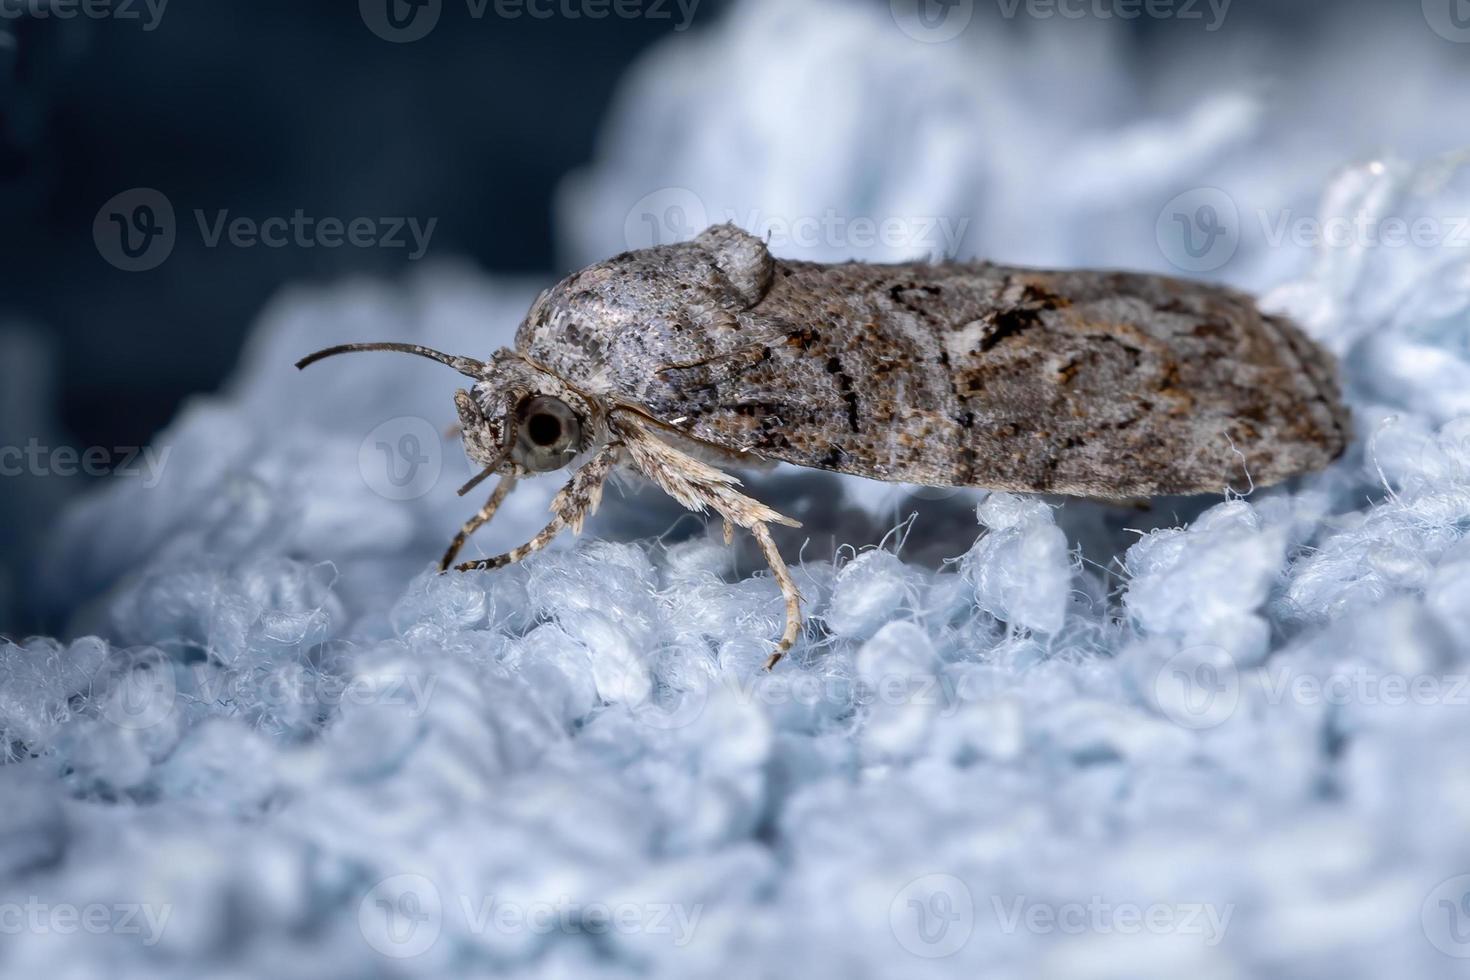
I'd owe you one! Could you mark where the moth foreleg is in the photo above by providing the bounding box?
[439,473,519,572]
[453,442,620,573]
[613,409,803,668]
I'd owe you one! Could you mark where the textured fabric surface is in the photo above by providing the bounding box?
[6,2,1470,977]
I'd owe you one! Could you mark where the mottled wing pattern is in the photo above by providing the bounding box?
[517,233,1349,498]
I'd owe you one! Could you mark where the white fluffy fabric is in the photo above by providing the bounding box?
[6,2,1470,977]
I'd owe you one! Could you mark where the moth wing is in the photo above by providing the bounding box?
[628,262,1349,499]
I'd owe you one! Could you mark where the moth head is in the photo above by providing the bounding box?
[294,343,598,490]
[462,352,601,480]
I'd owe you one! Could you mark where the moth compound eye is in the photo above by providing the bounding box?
[514,395,582,472]
[526,411,563,447]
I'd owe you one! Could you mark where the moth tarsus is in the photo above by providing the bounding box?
[440,473,517,571]
[298,222,1350,669]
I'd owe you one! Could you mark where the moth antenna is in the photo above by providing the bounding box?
[457,465,496,497]
[294,342,487,378]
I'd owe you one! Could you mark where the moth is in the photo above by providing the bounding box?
[298,223,1350,668]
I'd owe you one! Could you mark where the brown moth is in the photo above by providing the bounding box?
[297,223,1350,668]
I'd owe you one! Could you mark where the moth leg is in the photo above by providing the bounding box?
[439,474,519,572]
[453,442,620,572]
[750,521,802,670]
[613,408,803,668]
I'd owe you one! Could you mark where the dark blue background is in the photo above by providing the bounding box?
[1,0,727,450]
